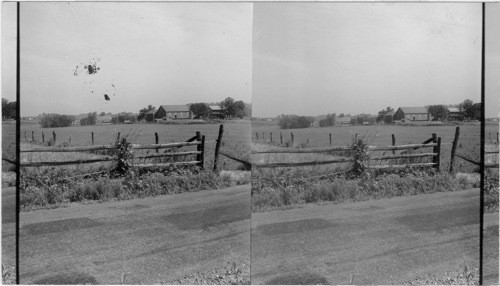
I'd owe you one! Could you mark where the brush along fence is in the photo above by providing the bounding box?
[20,131,213,170]
[250,134,441,171]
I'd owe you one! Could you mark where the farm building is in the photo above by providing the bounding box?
[383,110,395,123]
[393,107,431,122]
[209,105,224,119]
[96,115,113,125]
[145,109,156,122]
[154,105,192,120]
[447,107,461,121]
[336,116,352,126]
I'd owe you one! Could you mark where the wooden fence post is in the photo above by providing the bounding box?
[291,132,294,145]
[42,131,45,143]
[69,136,71,143]
[329,133,332,146]
[497,132,499,144]
[24,130,26,140]
[155,132,159,153]
[431,133,437,167]
[213,124,224,171]
[262,132,265,141]
[52,131,56,144]
[280,132,283,145]
[270,132,273,143]
[116,132,121,142]
[196,131,202,164]
[435,137,441,171]
[449,126,460,173]
[391,134,396,155]
[200,135,205,169]
[256,132,258,140]
[32,131,34,142]
[91,132,94,145]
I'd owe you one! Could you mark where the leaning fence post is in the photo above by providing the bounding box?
[155,132,159,153]
[391,134,396,155]
[52,131,56,144]
[449,126,460,173]
[213,124,224,171]
[436,137,441,171]
[116,132,121,142]
[196,131,202,164]
[200,135,205,169]
[42,131,45,143]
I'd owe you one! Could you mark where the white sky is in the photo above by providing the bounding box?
[253,3,484,117]
[2,2,252,116]
[486,3,500,119]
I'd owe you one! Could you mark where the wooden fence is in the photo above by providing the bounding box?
[251,135,440,170]
[20,125,228,171]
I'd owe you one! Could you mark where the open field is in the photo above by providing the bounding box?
[21,120,251,171]
[252,121,481,173]
[2,122,16,172]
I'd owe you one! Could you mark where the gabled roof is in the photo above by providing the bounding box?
[97,115,113,121]
[447,107,460,113]
[209,105,222,111]
[337,117,352,123]
[159,105,190,112]
[398,107,428,114]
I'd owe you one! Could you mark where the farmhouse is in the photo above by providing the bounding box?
[96,115,113,125]
[393,107,431,122]
[154,105,192,120]
[447,107,461,121]
[209,105,224,119]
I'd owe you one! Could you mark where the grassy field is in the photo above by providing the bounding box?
[2,122,16,172]
[21,120,251,171]
[252,121,481,173]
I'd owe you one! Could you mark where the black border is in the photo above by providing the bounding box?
[15,1,20,284]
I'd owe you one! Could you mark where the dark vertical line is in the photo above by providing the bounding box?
[15,1,20,284]
[479,2,485,285]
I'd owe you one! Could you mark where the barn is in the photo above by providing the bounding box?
[96,115,113,125]
[383,110,395,123]
[154,105,192,120]
[393,107,430,122]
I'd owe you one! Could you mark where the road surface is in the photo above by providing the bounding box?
[18,184,250,284]
[251,189,480,285]
[2,186,17,274]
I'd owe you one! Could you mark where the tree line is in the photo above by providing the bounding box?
[2,98,16,120]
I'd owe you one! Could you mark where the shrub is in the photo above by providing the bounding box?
[39,113,75,128]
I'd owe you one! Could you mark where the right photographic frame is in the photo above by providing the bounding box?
[250,2,490,284]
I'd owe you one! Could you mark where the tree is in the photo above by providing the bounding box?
[427,105,449,121]
[189,103,212,119]
[319,113,336,127]
[40,114,75,128]
[100,112,106,116]
[80,112,97,126]
[220,97,235,118]
[339,113,345,118]
[278,115,314,129]
[231,100,246,119]
[458,99,474,120]
[2,98,16,120]
[471,102,481,120]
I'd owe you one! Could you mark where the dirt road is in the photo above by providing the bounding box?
[2,186,17,272]
[251,189,480,285]
[18,184,250,284]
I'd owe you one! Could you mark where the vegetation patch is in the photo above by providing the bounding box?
[162,261,250,285]
[2,265,15,285]
[484,169,499,213]
[20,166,247,211]
[404,264,478,285]
[252,167,476,212]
